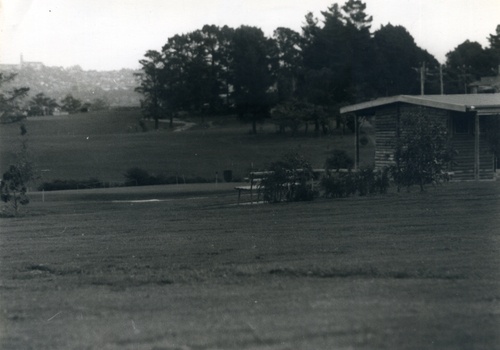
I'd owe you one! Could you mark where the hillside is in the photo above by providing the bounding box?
[0,64,141,107]
[0,110,375,186]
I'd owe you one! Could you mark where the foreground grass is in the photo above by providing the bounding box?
[1,182,499,349]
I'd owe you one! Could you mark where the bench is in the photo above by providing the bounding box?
[234,169,326,205]
[234,171,270,205]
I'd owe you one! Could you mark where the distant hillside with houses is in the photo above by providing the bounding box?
[0,58,142,108]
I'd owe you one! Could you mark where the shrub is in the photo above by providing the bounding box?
[259,152,315,203]
[124,167,152,186]
[389,109,453,191]
[1,124,37,214]
[1,165,30,213]
[324,150,354,171]
[356,166,375,196]
[356,166,390,196]
[320,166,389,198]
[373,168,390,194]
[38,178,103,191]
[124,167,211,186]
[320,171,357,198]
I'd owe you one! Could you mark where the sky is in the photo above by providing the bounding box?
[1,0,499,71]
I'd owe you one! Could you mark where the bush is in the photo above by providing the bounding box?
[259,152,315,203]
[324,150,354,170]
[320,171,357,198]
[389,109,453,191]
[320,166,389,198]
[1,165,30,213]
[124,167,211,186]
[356,166,390,196]
[1,124,38,214]
[355,167,375,196]
[124,167,152,186]
[38,178,103,191]
[374,168,390,194]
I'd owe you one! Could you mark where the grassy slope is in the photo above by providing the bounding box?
[0,182,499,349]
[0,110,374,184]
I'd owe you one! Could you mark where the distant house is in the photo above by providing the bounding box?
[469,65,500,94]
[340,94,500,181]
[469,74,500,94]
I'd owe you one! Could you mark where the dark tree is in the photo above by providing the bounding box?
[488,24,500,50]
[135,50,166,129]
[1,124,37,215]
[300,1,378,105]
[230,26,275,134]
[272,27,303,102]
[341,0,373,29]
[445,41,493,93]
[90,98,109,111]
[373,24,424,96]
[0,73,30,121]
[60,94,82,114]
[211,25,235,111]
[270,99,306,136]
[1,165,30,214]
[184,30,212,115]
[195,25,236,115]
[136,27,237,128]
[200,25,225,114]
[485,24,500,74]
[270,99,328,137]
[29,93,58,116]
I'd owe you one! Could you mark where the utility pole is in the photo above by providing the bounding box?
[420,61,426,95]
[460,65,470,94]
[440,65,444,95]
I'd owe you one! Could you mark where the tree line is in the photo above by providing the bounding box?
[135,0,500,133]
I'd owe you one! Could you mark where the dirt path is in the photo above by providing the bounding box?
[145,118,197,131]
[173,118,197,132]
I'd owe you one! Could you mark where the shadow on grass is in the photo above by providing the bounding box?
[269,267,467,280]
[15,262,467,287]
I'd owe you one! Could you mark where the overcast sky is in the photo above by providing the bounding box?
[1,0,499,71]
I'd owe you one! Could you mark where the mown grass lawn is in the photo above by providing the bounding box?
[0,110,375,184]
[1,181,499,349]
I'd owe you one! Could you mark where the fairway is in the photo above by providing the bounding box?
[0,110,375,184]
[1,181,499,349]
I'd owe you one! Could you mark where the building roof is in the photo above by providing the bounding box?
[340,94,500,116]
[470,75,500,87]
[469,75,500,93]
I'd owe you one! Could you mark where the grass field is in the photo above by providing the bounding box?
[0,110,374,184]
[1,181,499,349]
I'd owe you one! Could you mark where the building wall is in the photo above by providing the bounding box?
[373,103,495,180]
[374,104,449,169]
[449,112,495,180]
[374,104,398,169]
